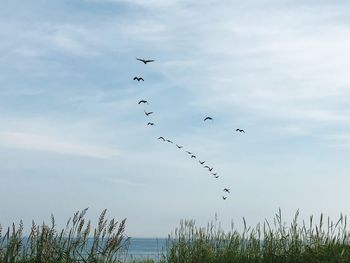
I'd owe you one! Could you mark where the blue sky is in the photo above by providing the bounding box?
[1,0,350,237]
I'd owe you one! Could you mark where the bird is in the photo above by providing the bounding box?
[133,77,144,81]
[204,117,213,121]
[147,122,155,126]
[212,172,218,176]
[138,100,148,104]
[176,144,183,149]
[199,160,205,165]
[136,58,155,64]
[214,175,219,179]
[191,155,196,158]
[223,188,230,193]
[158,137,166,141]
[222,196,227,200]
[186,151,192,155]
[166,140,173,143]
[236,129,245,133]
[204,166,213,172]
[144,110,154,116]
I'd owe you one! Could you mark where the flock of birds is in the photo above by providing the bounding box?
[134,58,245,200]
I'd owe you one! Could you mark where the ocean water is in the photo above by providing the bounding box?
[16,237,167,262]
[126,238,167,261]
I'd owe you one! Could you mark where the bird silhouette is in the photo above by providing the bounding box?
[204,117,213,121]
[138,100,148,104]
[191,155,196,158]
[222,196,227,200]
[158,137,166,141]
[176,144,183,149]
[212,172,217,176]
[223,188,230,193]
[136,58,155,64]
[214,175,219,179]
[144,110,154,116]
[147,122,155,126]
[133,77,144,81]
[186,151,192,155]
[166,140,173,143]
[236,129,245,133]
[199,160,205,165]
[204,166,213,172]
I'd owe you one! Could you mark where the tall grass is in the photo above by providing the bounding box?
[0,208,129,263]
[163,209,350,263]
[2,209,350,262]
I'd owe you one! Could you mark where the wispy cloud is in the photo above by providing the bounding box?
[0,132,119,159]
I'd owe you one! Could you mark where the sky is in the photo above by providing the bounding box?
[1,0,350,237]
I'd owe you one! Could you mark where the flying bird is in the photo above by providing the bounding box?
[223,188,230,193]
[136,58,155,64]
[144,110,154,116]
[222,196,227,200]
[212,173,217,176]
[158,137,166,141]
[138,100,148,104]
[166,140,173,143]
[191,155,196,159]
[214,175,219,179]
[186,151,192,155]
[204,166,213,172]
[176,144,183,149]
[147,122,155,126]
[199,160,205,165]
[204,117,213,121]
[236,129,245,133]
[133,77,144,81]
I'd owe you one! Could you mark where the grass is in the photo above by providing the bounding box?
[2,209,350,262]
[163,209,350,263]
[0,208,129,263]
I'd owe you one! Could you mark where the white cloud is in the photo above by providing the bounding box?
[0,131,119,159]
[86,0,181,8]
[12,24,100,58]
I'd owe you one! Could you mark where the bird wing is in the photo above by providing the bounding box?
[133,77,138,80]
[136,58,144,62]
[145,59,154,63]
[140,78,144,81]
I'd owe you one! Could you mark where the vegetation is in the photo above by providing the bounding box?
[0,208,129,263]
[163,209,350,263]
[2,209,350,262]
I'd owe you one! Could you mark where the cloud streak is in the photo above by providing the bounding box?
[0,132,119,159]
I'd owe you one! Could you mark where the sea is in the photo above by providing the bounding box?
[125,238,167,261]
